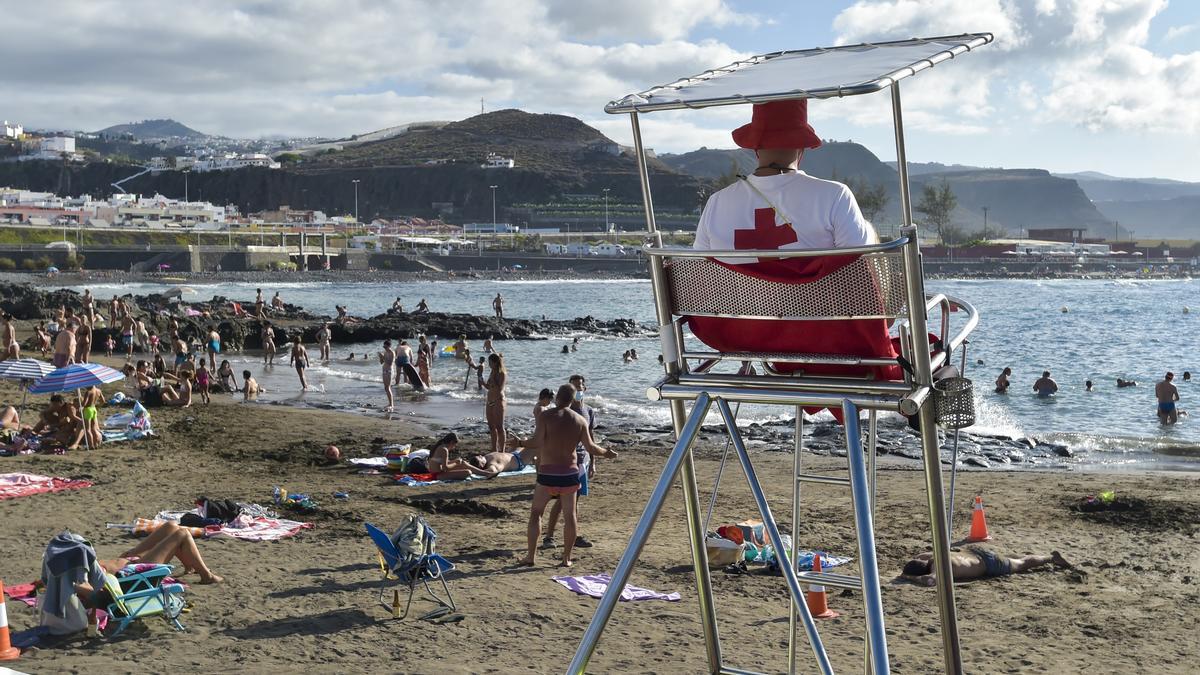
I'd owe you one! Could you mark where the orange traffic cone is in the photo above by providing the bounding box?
[805,554,839,619]
[965,495,992,542]
[0,579,21,661]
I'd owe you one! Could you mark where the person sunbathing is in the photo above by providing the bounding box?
[75,522,223,601]
[900,548,1073,586]
[410,432,496,480]
[470,446,535,475]
[1,405,19,431]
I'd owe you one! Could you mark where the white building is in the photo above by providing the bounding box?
[480,152,514,169]
[2,121,21,139]
[41,136,75,154]
[192,152,280,172]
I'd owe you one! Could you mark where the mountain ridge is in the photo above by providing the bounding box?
[96,118,209,140]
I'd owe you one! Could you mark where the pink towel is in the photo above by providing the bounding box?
[4,582,38,607]
[552,573,681,602]
[0,473,92,501]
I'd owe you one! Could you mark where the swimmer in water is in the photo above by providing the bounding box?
[995,367,1012,394]
[1033,371,1058,398]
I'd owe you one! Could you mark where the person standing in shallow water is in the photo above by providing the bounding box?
[290,334,311,391]
[483,353,508,454]
[379,340,396,412]
[1033,371,1058,398]
[1156,372,1180,425]
[995,367,1012,394]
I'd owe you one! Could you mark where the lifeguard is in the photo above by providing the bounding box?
[690,100,900,387]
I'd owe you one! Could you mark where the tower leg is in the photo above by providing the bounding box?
[716,398,834,675]
[569,394,715,674]
[843,402,891,674]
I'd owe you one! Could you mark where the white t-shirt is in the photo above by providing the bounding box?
[693,171,876,255]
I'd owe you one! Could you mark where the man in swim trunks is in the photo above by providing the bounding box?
[1033,370,1058,398]
[900,548,1073,586]
[1156,371,1180,425]
[470,447,534,475]
[519,384,616,568]
[52,321,77,368]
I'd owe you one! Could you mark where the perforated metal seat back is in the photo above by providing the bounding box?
[665,252,909,321]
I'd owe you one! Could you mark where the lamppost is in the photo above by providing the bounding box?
[183,169,190,203]
[352,179,360,224]
[602,187,610,234]
[489,184,498,257]
[981,206,989,239]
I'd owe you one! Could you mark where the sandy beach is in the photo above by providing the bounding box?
[1,371,1198,674]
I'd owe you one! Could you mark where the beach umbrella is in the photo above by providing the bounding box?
[28,363,126,451]
[28,363,125,394]
[0,359,56,407]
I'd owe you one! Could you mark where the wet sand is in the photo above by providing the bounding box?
[1,375,1198,673]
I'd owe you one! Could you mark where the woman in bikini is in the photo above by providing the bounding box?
[262,322,277,365]
[76,522,223,596]
[415,432,496,480]
[483,353,508,454]
[379,339,396,412]
[217,360,237,393]
[290,334,310,391]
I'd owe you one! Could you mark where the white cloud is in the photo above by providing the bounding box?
[829,0,1199,137]
[1163,24,1197,41]
[0,0,753,140]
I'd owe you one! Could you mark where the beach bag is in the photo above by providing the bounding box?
[38,593,88,636]
[389,514,437,578]
[705,535,745,569]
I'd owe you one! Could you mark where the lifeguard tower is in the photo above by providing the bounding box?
[569,34,992,674]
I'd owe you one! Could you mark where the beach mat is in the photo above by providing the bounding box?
[155,506,313,541]
[0,473,92,502]
[394,464,536,486]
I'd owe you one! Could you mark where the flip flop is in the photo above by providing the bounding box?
[419,607,453,621]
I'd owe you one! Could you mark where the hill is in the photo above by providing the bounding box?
[885,160,996,175]
[307,109,658,175]
[96,119,209,140]
[1053,174,1200,203]
[1093,197,1200,240]
[660,142,899,185]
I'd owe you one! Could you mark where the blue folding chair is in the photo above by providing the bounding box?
[365,521,456,620]
[101,564,186,636]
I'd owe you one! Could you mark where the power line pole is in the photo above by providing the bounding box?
[351,179,360,224]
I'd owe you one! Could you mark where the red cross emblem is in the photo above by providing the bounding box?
[734,207,797,258]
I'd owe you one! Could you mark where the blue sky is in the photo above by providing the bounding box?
[4,0,1198,180]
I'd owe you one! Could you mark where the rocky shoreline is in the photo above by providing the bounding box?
[0,281,653,353]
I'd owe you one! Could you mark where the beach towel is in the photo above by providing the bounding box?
[393,464,536,486]
[553,573,681,602]
[155,508,311,542]
[0,473,92,502]
[4,582,39,607]
[349,457,389,467]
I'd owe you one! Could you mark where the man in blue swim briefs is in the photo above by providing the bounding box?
[901,548,1073,586]
[1156,371,1180,425]
[519,384,616,569]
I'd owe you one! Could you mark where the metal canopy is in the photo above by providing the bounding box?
[605,33,992,114]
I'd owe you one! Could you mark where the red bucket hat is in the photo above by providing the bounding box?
[731,99,822,151]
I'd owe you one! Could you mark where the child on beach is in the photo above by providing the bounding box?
[242,370,264,401]
[196,361,212,405]
[104,334,115,357]
[217,360,237,393]
[149,333,160,354]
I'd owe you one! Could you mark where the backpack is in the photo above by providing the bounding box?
[389,514,437,577]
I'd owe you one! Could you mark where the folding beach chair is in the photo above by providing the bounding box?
[101,564,187,636]
[365,519,455,620]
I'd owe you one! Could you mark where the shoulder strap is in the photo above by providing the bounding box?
[737,175,796,227]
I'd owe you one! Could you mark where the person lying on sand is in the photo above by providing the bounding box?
[519,384,616,569]
[74,522,223,601]
[470,447,535,475]
[900,547,1073,586]
[410,432,496,480]
[1,405,19,431]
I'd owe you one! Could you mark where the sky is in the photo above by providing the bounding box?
[3,0,1199,180]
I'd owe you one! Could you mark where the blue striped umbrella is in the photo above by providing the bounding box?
[28,363,125,394]
[0,359,55,382]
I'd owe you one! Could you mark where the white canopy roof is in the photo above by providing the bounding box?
[605,33,992,114]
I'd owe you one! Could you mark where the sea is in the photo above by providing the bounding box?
[59,277,1199,471]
